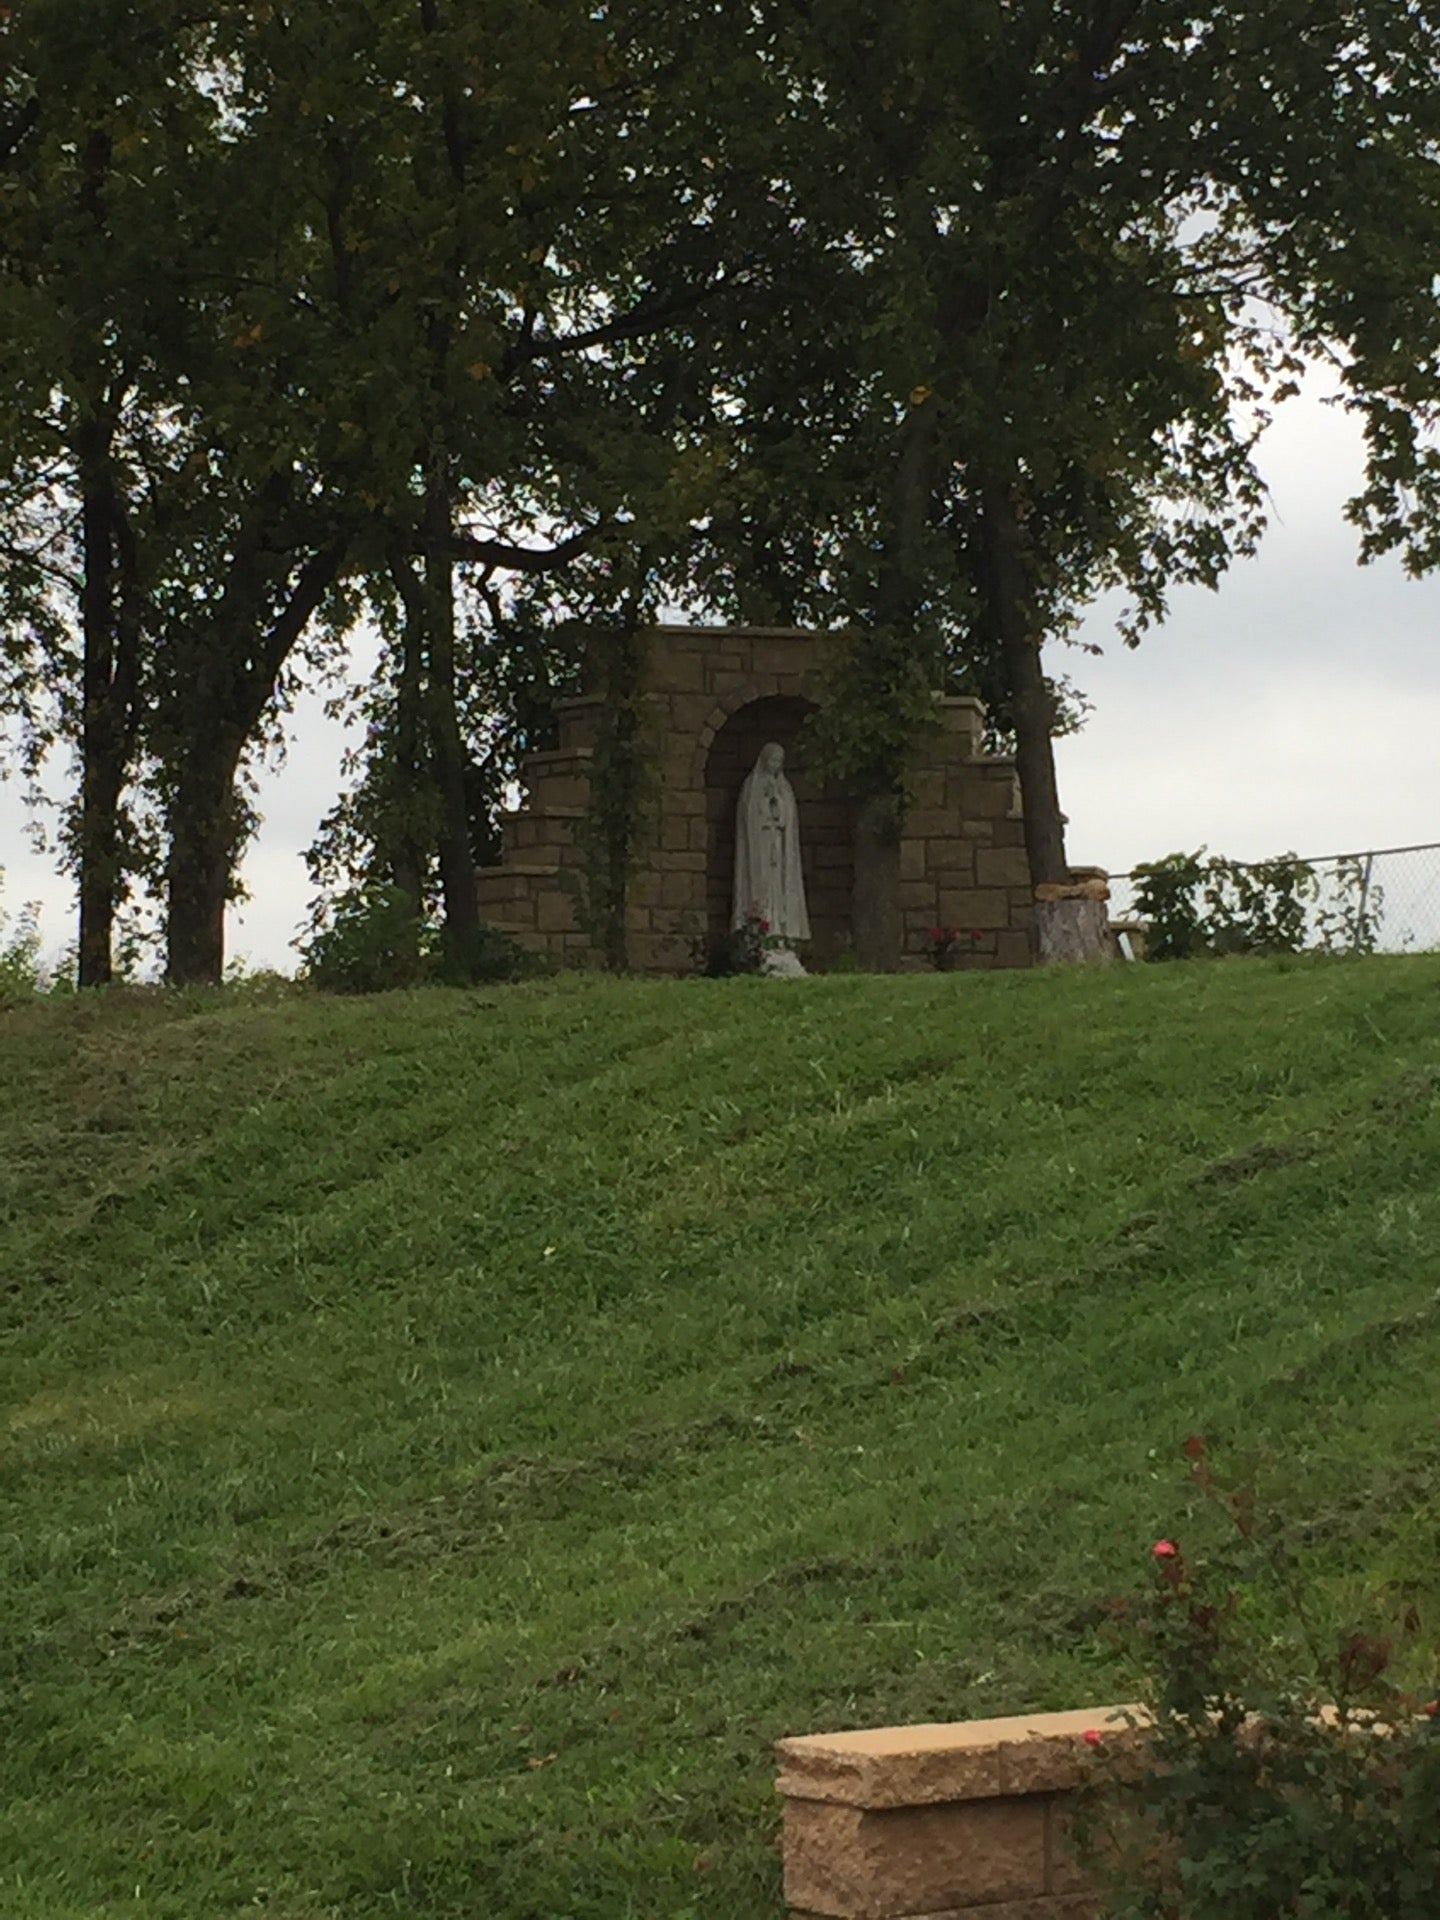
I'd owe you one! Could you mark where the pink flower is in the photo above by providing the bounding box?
[1152,1539,1178,1559]
[1082,1728,1103,1747]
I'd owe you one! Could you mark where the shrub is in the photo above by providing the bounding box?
[1078,1442,1440,1919]
[221,959,301,1001]
[1204,855,1318,957]
[298,884,427,993]
[1130,852,1212,961]
[1132,850,1379,961]
[430,919,549,987]
[298,884,547,993]
[0,873,44,1001]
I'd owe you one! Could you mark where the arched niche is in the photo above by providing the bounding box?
[703,694,855,964]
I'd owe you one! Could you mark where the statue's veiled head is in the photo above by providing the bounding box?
[756,742,785,776]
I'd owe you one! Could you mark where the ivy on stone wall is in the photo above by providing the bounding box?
[572,617,656,971]
[806,626,940,839]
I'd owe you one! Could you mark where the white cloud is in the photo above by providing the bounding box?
[1058,368,1440,875]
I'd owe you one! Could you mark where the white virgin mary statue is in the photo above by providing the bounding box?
[732,742,811,970]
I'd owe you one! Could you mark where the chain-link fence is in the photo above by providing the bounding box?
[1108,842,1440,956]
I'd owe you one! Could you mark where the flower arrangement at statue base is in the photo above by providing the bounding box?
[926,925,984,971]
[698,910,806,978]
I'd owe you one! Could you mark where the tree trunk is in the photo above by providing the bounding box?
[160,538,344,986]
[388,559,427,918]
[74,415,143,988]
[423,465,480,967]
[981,484,1067,885]
[849,398,937,970]
[165,736,244,985]
[408,0,479,973]
[852,815,901,972]
[981,484,1112,964]
[76,423,121,987]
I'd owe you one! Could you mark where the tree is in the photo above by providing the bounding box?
[296,0,809,966]
[0,1,208,983]
[687,0,1440,957]
[2,2,362,986]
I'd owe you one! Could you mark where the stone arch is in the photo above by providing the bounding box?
[688,673,827,787]
[703,693,855,965]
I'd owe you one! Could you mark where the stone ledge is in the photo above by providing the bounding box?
[654,622,819,640]
[791,1900,1096,1920]
[777,1707,1146,1811]
[475,862,563,879]
[521,746,595,769]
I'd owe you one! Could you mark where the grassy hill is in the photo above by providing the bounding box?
[5,958,1440,1919]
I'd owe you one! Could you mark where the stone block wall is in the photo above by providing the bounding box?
[775,1707,1145,1920]
[896,717,1035,972]
[477,626,1041,974]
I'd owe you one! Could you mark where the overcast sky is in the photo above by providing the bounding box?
[3,368,1437,972]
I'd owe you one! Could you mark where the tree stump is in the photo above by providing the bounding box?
[1035,879,1116,966]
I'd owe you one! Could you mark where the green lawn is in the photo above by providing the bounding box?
[4,958,1440,1918]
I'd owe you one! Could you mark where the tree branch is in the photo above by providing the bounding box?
[444,525,598,571]
[256,537,348,688]
[506,274,730,367]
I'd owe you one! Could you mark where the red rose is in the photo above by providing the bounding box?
[1082,1728,1103,1747]
[1152,1539,1178,1559]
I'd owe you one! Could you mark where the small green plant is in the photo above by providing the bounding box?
[1313,854,1385,955]
[0,871,44,1000]
[1079,1441,1440,1919]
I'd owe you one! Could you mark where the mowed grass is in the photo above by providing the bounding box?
[4,957,1440,1919]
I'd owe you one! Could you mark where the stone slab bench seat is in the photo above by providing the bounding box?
[776,1706,1148,1920]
